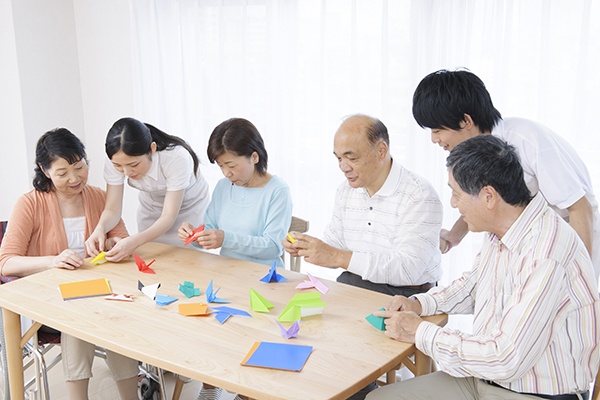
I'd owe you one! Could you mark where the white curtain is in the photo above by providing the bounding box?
[128,0,600,298]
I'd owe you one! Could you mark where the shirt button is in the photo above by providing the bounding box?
[368,222,371,226]
[369,207,373,210]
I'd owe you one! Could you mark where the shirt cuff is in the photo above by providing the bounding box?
[347,251,369,277]
[413,293,438,316]
[415,321,441,358]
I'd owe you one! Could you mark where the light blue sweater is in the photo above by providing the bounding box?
[204,175,293,268]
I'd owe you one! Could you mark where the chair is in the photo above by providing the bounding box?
[286,216,309,272]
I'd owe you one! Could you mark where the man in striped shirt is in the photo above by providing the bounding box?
[368,135,600,400]
[283,114,443,297]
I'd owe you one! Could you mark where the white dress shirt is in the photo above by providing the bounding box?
[323,158,443,286]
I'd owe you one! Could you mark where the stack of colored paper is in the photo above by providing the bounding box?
[59,278,112,301]
[241,341,312,371]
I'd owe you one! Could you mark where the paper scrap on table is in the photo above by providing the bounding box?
[260,260,287,283]
[104,293,133,302]
[366,307,386,331]
[206,279,230,304]
[178,303,211,316]
[90,252,106,264]
[138,280,161,301]
[276,320,302,339]
[241,341,312,371]
[134,253,156,274]
[295,272,329,295]
[155,294,178,306]
[184,224,205,246]
[287,233,297,243]
[179,281,200,299]
[278,292,326,322]
[59,278,112,301]
[211,306,252,324]
[249,288,273,313]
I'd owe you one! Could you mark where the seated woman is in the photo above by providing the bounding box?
[0,128,139,400]
[178,118,293,400]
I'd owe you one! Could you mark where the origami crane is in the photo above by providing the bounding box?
[184,224,205,246]
[295,272,329,295]
[260,260,287,283]
[206,279,230,303]
[134,253,156,274]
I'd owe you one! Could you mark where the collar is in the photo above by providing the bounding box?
[364,157,401,198]
[143,151,160,182]
[496,193,546,252]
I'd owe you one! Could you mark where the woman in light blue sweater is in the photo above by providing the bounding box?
[178,118,292,400]
[179,117,292,268]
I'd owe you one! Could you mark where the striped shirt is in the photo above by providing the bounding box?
[323,159,443,286]
[414,194,600,395]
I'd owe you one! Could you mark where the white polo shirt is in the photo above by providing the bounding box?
[492,117,600,278]
[104,145,210,246]
[323,158,443,286]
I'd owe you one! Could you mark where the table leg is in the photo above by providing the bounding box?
[3,308,24,399]
[414,349,432,376]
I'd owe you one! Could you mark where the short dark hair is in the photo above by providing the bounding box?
[446,135,532,207]
[105,117,199,176]
[33,128,87,192]
[413,69,502,133]
[207,118,268,175]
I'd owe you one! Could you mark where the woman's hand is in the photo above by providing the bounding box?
[195,229,224,250]
[85,228,107,257]
[105,236,124,251]
[51,249,84,270]
[178,222,196,242]
[104,236,139,262]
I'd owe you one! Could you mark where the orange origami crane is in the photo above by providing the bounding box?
[184,224,205,246]
[134,253,156,274]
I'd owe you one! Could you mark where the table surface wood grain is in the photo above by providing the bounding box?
[0,242,446,400]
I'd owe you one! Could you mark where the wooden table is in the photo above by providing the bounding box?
[0,242,447,400]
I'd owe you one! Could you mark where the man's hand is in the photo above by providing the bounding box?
[373,310,423,343]
[285,232,351,269]
[384,295,422,314]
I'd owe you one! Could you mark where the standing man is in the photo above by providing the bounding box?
[368,135,599,400]
[283,114,443,297]
[413,69,600,279]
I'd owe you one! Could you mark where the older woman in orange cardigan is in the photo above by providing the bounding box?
[0,128,139,400]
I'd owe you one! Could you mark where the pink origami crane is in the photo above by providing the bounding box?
[295,272,329,295]
[184,224,205,246]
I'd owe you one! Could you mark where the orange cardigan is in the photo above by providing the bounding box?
[0,185,129,275]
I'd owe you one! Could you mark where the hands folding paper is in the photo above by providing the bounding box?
[260,260,287,283]
[134,253,156,274]
[184,224,205,246]
[90,252,106,264]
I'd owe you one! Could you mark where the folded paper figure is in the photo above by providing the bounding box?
[250,288,274,312]
[90,252,106,264]
[206,279,230,303]
[365,308,386,331]
[276,320,302,339]
[184,224,205,246]
[179,281,200,299]
[286,233,297,243]
[179,303,211,316]
[277,292,326,322]
[211,306,252,324]
[138,280,161,301]
[260,260,287,283]
[241,341,312,371]
[295,272,329,295]
[104,293,133,302]
[155,294,178,306]
[134,253,156,274]
[59,278,112,300]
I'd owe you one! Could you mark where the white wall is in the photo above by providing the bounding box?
[1,0,138,231]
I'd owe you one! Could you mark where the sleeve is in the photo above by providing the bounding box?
[162,147,194,191]
[347,191,443,285]
[322,185,349,250]
[416,257,571,381]
[222,183,293,259]
[0,194,36,274]
[509,121,588,210]
[103,156,126,185]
